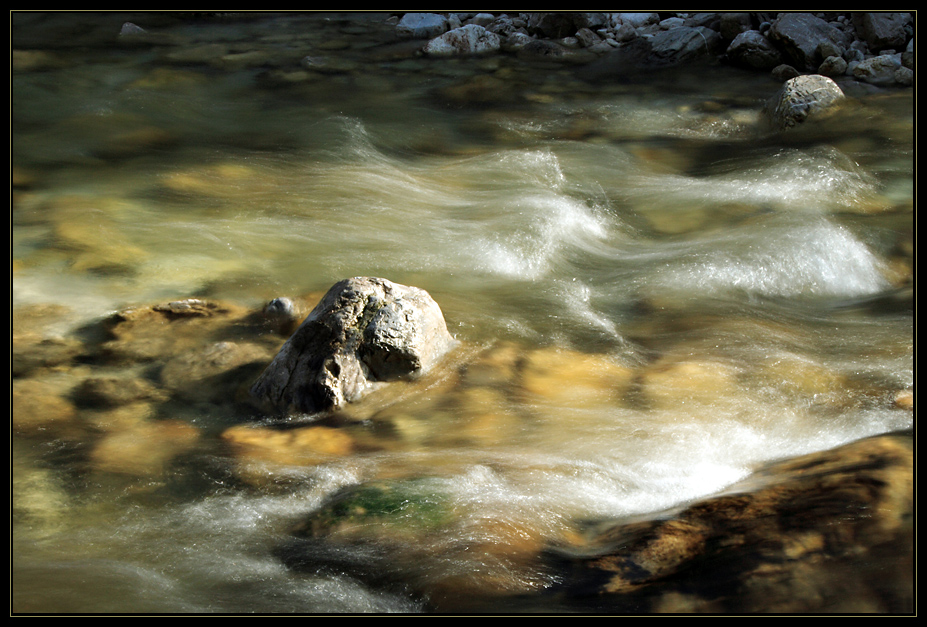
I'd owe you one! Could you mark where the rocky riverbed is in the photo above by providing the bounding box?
[12,12,913,615]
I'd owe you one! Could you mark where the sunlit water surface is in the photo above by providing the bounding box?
[12,13,913,614]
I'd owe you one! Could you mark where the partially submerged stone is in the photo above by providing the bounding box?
[764,74,846,131]
[249,277,457,416]
[550,431,913,613]
[99,298,254,363]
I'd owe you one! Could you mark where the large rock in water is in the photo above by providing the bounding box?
[763,74,845,131]
[249,277,457,416]
[548,431,913,613]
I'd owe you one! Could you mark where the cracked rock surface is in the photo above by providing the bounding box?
[250,277,457,416]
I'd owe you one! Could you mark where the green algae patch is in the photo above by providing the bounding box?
[294,478,456,541]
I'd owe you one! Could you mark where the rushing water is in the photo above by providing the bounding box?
[12,13,914,614]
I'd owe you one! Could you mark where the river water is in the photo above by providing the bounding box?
[12,13,914,614]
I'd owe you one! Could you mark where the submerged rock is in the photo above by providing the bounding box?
[160,340,272,403]
[72,375,168,409]
[88,419,200,478]
[99,297,255,364]
[249,277,457,416]
[221,423,356,485]
[278,475,553,610]
[13,377,79,436]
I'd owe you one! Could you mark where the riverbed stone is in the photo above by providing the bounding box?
[518,346,635,408]
[424,24,501,56]
[894,389,913,411]
[851,12,911,52]
[817,54,848,77]
[767,12,850,70]
[12,304,85,376]
[221,423,356,484]
[99,297,255,364]
[516,38,570,63]
[278,475,553,610]
[79,401,159,433]
[724,30,783,70]
[72,375,168,409]
[249,277,457,417]
[258,293,323,336]
[648,26,723,65]
[615,13,660,29]
[13,377,79,436]
[159,161,281,199]
[719,13,753,41]
[763,74,846,131]
[88,418,200,478]
[396,13,448,40]
[893,65,914,86]
[160,340,273,403]
[11,334,83,376]
[852,53,903,85]
[636,357,742,410]
[550,431,913,613]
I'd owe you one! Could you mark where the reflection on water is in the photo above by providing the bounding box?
[12,12,913,614]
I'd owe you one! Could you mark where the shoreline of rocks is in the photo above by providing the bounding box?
[392,12,914,87]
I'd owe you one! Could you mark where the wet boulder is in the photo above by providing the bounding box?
[549,431,913,613]
[249,277,457,416]
[763,74,845,131]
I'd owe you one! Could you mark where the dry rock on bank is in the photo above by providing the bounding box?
[249,277,457,416]
[393,12,914,88]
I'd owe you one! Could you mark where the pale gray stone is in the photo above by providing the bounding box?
[424,24,501,56]
[396,13,448,40]
[764,74,846,131]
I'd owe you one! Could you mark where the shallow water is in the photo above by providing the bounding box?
[12,13,914,614]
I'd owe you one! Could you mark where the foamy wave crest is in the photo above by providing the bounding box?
[645,217,890,298]
[626,146,880,212]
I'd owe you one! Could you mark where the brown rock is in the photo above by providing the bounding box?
[221,423,355,484]
[100,298,253,363]
[552,431,914,613]
[12,377,79,436]
[89,419,200,477]
[518,346,635,408]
